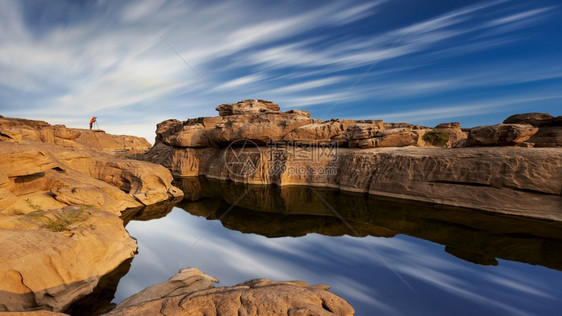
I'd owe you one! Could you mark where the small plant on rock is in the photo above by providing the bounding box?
[423,130,449,147]
[20,199,92,232]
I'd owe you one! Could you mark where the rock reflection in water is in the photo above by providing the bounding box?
[174,177,562,270]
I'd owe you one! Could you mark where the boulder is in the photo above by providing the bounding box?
[344,121,384,140]
[503,113,555,127]
[216,99,280,116]
[502,113,562,147]
[467,124,538,146]
[106,269,354,316]
[112,268,217,311]
[163,123,209,148]
[284,121,344,141]
[528,126,562,147]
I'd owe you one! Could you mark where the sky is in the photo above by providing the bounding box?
[1,0,561,143]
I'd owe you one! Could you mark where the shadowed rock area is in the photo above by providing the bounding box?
[174,177,562,271]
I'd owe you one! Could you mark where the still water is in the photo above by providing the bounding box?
[67,177,562,315]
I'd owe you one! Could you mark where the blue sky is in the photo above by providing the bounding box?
[1,0,561,142]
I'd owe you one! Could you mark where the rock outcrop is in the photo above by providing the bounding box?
[0,116,151,156]
[466,124,538,146]
[141,101,562,221]
[503,112,562,147]
[106,268,353,316]
[216,99,280,116]
[0,117,182,312]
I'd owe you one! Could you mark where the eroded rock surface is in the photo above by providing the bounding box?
[106,268,354,316]
[141,101,562,220]
[467,124,538,146]
[0,117,182,312]
[0,116,151,156]
[502,112,562,147]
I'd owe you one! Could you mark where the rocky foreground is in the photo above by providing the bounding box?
[142,100,562,220]
[0,115,353,315]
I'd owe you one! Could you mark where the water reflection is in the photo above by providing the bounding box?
[175,177,562,270]
[69,177,562,315]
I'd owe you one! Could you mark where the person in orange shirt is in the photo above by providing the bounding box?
[89,116,97,130]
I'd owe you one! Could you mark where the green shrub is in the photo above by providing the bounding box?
[21,199,91,232]
[423,130,449,147]
[44,208,89,232]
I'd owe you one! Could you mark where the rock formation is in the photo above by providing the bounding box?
[503,112,562,147]
[105,268,354,316]
[0,116,151,156]
[0,117,182,312]
[141,101,562,220]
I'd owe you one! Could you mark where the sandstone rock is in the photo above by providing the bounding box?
[163,123,209,147]
[349,128,417,148]
[285,109,311,117]
[434,122,467,147]
[344,121,384,140]
[0,206,136,312]
[503,112,555,127]
[216,99,280,116]
[144,144,562,221]
[0,116,183,312]
[383,122,427,130]
[467,124,538,146]
[528,126,562,147]
[155,119,182,144]
[106,269,353,316]
[111,268,217,312]
[501,113,561,147]
[0,116,151,156]
[284,121,343,141]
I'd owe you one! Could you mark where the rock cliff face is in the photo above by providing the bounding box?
[0,117,182,312]
[142,100,562,220]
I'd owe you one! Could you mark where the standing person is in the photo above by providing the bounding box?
[89,116,97,130]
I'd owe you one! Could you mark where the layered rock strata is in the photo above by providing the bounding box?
[0,117,182,312]
[142,100,562,220]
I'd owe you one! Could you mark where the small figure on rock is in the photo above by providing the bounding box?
[89,116,97,130]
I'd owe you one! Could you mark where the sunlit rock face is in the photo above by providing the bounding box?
[0,116,182,312]
[141,101,562,221]
[105,268,354,316]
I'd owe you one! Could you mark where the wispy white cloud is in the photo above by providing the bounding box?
[362,95,562,123]
[216,74,266,91]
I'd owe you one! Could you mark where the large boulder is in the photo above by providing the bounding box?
[106,269,354,316]
[503,113,555,127]
[216,99,280,116]
[344,121,384,140]
[528,126,562,147]
[502,113,562,147]
[284,120,345,141]
[467,124,538,146]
